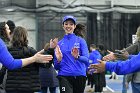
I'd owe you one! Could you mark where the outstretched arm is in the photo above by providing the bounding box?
[90,54,139,75]
[0,39,53,70]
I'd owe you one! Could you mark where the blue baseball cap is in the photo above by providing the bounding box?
[62,15,76,24]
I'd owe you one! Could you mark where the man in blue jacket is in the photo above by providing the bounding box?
[88,44,105,92]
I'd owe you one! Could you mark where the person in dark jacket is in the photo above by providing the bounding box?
[39,43,59,93]
[0,22,53,70]
[6,26,56,93]
[54,15,89,93]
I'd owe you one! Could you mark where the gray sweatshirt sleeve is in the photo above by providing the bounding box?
[126,42,139,54]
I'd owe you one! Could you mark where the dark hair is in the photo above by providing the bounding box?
[97,44,107,56]
[90,44,96,49]
[74,23,86,38]
[0,22,10,42]
[97,44,105,51]
[11,26,28,47]
[126,43,132,48]
[44,43,50,51]
[6,20,15,34]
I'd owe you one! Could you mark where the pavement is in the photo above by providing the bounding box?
[84,75,132,93]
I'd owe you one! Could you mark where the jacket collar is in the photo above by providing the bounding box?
[64,33,76,39]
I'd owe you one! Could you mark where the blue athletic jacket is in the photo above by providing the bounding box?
[54,33,89,76]
[88,50,102,73]
[89,50,102,64]
[0,38,22,70]
[106,53,140,75]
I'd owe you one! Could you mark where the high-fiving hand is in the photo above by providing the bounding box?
[55,45,63,63]
[103,49,129,61]
[102,50,116,61]
[50,38,58,48]
[89,60,106,73]
[71,48,79,59]
[34,53,53,63]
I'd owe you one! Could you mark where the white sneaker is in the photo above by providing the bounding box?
[103,87,107,91]
[86,88,94,92]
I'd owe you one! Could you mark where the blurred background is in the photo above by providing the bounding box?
[0,0,140,51]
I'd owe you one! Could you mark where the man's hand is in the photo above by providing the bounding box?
[89,60,106,73]
[103,50,116,61]
[114,49,129,60]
